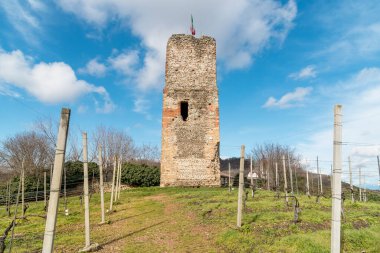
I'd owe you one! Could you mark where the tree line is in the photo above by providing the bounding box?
[0,118,160,183]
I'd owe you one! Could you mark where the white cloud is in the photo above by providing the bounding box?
[108,50,139,76]
[263,87,312,109]
[56,0,297,90]
[0,49,114,113]
[289,65,317,80]
[78,50,139,79]
[78,58,107,77]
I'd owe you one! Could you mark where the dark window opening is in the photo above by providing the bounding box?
[180,101,188,121]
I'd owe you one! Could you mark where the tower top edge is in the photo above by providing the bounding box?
[168,34,215,43]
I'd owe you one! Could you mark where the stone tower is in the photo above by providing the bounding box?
[160,34,220,187]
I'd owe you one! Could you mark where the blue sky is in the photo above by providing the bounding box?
[1,0,380,188]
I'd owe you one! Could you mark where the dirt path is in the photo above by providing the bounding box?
[96,193,219,252]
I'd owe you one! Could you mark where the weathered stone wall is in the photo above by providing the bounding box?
[160,34,220,187]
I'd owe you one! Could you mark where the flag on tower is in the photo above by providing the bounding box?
[190,15,196,36]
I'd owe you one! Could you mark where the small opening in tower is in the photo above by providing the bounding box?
[180,101,188,121]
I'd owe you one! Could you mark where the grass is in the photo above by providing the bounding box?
[1,187,379,252]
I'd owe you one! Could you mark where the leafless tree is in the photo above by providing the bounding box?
[33,117,57,148]
[91,126,136,181]
[0,131,54,177]
[250,143,303,190]
[134,144,160,166]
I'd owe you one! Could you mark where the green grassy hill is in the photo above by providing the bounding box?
[1,187,379,252]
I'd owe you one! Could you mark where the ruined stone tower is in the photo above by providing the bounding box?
[160,34,220,187]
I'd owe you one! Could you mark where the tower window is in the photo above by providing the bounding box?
[180,101,188,121]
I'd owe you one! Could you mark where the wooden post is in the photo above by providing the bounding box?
[44,171,47,209]
[331,104,342,253]
[294,165,299,195]
[21,159,25,218]
[237,145,245,228]
[115,160,119,201]
[359,167,362,202]
[114,157,119,202]
[377,156,380,190]
[82,132,91,248]
[36,177,40,202]
[330,165,333,193]
[317,156,321,196]
[287,153,294,195]
[6,181,11,216]
[42,108,70,253]
[282,155,288,204]
[91,169,95,197]
[117,159,122,200]
[320,168,323,196]
[266,164,270,191]
[363,174,367,202]
[80,132,99,251]
[109,156,116,211]
[348,157,354,202]
[306,169,310,197]
[8,180,12,216]
[98,145,106,224]
[316,157,320,195]
[275,162,279,194]
[250,156,254,197]
[228,162,231,192]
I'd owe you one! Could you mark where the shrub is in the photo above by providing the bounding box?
[121,163,160,187]
[64,160,99,189]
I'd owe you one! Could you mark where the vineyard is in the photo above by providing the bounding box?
[1,187,380,252]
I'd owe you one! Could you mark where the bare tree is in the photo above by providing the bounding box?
[250,143,303,190]
[91,126,136,181]
[67,134,82,161]
[135,144,160,166]
[33,117,57,148]
[34,117,82,162]
[0,131,54,177]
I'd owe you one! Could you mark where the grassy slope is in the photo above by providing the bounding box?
[0,187,379,252]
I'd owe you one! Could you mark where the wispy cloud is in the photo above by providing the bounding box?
[78,51,140,82]
[27,0,47,11]
[289,65,317,80]
[57,0,297,90]
[108,50,139,77]
[133,97,152,120]
[78,58,107,77]
[0,1,44,45]
[263,87,312,109]
[0,84,21,98]
[315,22,380,65]
[0,49,114,113]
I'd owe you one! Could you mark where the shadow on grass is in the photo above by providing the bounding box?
[99,220,166,247]
[110,210,156,224]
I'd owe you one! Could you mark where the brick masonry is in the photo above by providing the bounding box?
[160,34,221,187]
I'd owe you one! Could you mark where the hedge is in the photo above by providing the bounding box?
[121,163,160,187]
